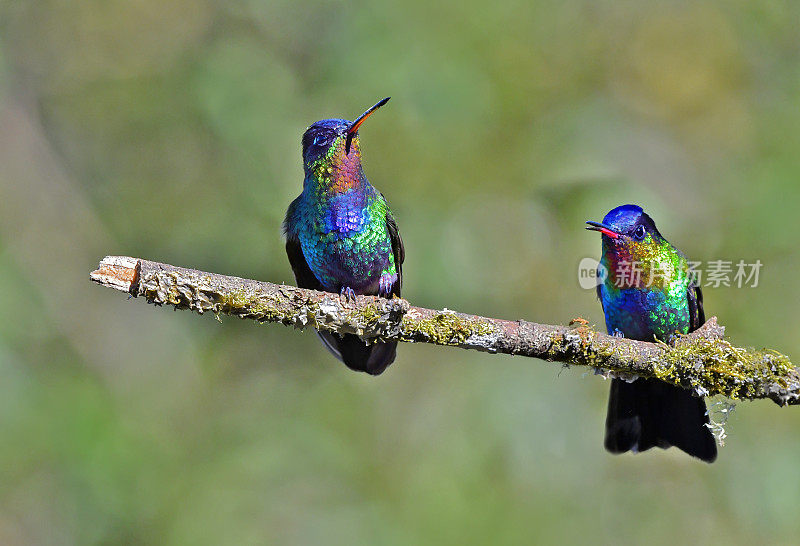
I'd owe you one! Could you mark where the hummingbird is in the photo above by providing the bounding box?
[586,204,717,462]
[283,98,404,375]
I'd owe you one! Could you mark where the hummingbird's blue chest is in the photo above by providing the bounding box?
[286,185,396,293]
[599,283,691,342]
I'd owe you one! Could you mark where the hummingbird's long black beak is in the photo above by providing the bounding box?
[585,221,620,239]
[345,97,390,155]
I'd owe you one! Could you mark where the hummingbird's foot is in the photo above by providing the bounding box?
[378,274,396,297]
[340,286,357,302]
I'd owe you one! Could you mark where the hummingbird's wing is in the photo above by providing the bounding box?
[285,236,350,361]
[385,207,404,297]
[283,197,323,291]
[285,237,323,292]
[687,283,705,332]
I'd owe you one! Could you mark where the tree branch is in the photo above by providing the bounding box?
[90,256,799,407]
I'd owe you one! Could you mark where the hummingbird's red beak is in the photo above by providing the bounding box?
[345,97,390,154]
[585,221,620,239]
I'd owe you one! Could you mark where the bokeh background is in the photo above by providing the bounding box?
[1,1,799,544]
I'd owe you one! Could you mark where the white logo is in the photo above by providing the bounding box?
[578,258,606,290]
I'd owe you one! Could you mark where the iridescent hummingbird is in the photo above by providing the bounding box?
[586,204,717,462]
[283,98,403,375]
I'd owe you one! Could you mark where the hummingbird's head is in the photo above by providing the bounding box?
[586,204,663,249]
[301,97,390,172]
[586,205,678,287]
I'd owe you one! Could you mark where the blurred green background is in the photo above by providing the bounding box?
[1,1,799,544]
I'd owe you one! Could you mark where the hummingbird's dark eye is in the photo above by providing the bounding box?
[313,134,328,146]
[633,225,646,241]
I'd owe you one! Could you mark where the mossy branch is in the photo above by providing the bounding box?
[90,256,799,406]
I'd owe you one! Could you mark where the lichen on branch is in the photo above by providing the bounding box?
[90,256,800,406]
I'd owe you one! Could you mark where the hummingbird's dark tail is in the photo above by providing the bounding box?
[604,378,717,463]
[317,331,396,376]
